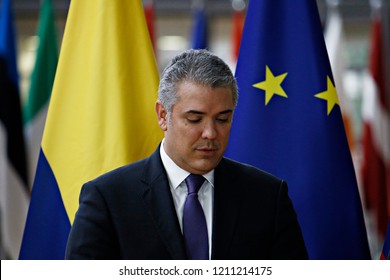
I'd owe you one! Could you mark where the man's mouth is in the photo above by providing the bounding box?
[195,145,219,156]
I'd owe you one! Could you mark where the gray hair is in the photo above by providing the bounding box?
[158,49,238,115]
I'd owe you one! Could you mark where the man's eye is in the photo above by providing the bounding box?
[187,118,201,123]
[217,118,229,123]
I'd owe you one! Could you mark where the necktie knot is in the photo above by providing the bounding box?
[185,174,205,194]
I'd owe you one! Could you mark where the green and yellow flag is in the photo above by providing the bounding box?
[23,0,58,186]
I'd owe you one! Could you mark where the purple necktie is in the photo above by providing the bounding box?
[183,174,209,260]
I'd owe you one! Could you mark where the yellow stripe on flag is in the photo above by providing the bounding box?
[41,0,163,223]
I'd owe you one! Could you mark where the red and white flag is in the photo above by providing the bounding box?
[361,16,390,243]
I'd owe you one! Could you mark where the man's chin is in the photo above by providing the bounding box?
[190,158,221,174]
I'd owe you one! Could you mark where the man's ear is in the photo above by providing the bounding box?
[155,100,168,131]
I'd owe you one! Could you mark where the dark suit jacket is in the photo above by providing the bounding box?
[65,147,308,259]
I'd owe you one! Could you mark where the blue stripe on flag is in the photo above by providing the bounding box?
[191,7,208,50]
[19,149,70,259]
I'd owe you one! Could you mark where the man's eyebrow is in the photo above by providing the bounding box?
[184,110,205,115]
[218,109,234,115]
[184,109,233,115]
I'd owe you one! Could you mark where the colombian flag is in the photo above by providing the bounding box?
[225,0,370,259]
[19,0,163,259]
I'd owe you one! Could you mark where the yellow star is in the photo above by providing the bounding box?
[253,65,288,105]
[314,76,339,115]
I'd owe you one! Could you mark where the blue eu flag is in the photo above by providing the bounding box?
[225,0,370,259]
[191,6,208,50]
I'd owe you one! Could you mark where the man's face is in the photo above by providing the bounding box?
[156,81,234,174]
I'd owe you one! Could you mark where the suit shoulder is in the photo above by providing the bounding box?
[85,157,148,189]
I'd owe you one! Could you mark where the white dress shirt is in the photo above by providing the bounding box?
[159,140,214,258]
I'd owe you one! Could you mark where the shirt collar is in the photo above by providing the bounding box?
[160,139,214,190]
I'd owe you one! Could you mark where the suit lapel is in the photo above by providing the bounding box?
[212,158,244,259]
[138,147,187,259]
[137,149,243,260]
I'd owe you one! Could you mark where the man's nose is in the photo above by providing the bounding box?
[201,120,217,139]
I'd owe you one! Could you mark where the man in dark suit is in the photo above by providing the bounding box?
[65,49,308,260]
